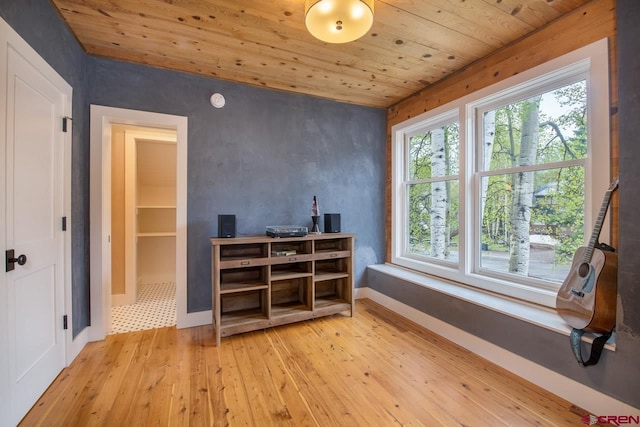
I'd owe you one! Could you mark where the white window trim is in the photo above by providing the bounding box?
[392,39,610,308]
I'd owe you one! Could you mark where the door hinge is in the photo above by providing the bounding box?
[62,116,72,133]
[63,315,68,330]
[62,216,67,231]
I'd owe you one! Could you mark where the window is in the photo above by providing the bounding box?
[406,118,460,264]
[392,40,610,307]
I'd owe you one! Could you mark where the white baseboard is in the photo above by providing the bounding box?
[111,292,134,307]
[178,309,212,329]
[354,286,640,417]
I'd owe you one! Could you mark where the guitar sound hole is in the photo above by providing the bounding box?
[578,262,590,278]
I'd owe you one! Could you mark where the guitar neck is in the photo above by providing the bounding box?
[582,180,618,263]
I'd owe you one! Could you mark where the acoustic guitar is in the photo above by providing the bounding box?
[555,178,618,333]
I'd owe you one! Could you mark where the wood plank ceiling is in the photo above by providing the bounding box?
[51,0,593,108]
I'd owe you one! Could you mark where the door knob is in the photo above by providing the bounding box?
[6,249,27,272]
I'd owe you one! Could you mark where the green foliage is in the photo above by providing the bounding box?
[407,124,460,257]
[481,80,587,268]
[405,79,588,275]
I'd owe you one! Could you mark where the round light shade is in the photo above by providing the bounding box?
[305,0,374,44]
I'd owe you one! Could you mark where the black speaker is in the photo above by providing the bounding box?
[218,214,236,238]
[324,213,341,233]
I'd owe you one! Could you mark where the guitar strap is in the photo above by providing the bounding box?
[569,329,612,367]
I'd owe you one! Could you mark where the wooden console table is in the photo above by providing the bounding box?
[211,233,355,345]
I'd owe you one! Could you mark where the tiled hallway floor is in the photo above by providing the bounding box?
[109,282,176,334]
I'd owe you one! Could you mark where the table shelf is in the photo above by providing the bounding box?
[211,233,355,345]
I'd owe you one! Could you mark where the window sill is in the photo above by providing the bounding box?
[368,263,615,351]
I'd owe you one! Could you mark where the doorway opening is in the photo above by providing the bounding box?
[89,105,188,342]
[109,125,177,334]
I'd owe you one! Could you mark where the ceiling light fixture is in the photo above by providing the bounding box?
[305,0,374,44]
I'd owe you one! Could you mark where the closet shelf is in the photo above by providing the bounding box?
[137,232,176,237]
[137,205,176,209]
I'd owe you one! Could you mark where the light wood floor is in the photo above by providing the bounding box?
[20,299,593,426]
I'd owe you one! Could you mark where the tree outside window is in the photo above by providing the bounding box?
[407,123,460,262]
[479,80,587,283]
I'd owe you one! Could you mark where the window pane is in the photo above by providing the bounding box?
[479,166,584,283]
[482,80,587,171]
[407,180,459,262]
[408,123,459,180]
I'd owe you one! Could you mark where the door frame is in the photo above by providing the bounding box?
[0,16,72,424]
[89,105,189,341]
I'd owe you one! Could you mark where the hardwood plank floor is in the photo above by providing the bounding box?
[20,299,595,426]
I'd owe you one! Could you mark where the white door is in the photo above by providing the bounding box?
[1,23,69,425]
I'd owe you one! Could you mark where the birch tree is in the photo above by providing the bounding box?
[408,134,430,253]
[508,97,541,274]
[476,80,587,278]
[481,110,496,201]
[430,128,447,258]
[481,110,496,247]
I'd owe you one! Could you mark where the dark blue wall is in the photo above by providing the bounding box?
[0,0,90,337]
[1,0,385,322]
[614,0,640,406]
[88,57,386,312]
[617,0,640,335]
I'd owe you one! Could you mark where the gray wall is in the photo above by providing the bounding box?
[1,0,385,325]
[0,0,91,336]
[615,0,640,407]
[617,0,640,336]
[88,57,386,312]
[369,0,640,409]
